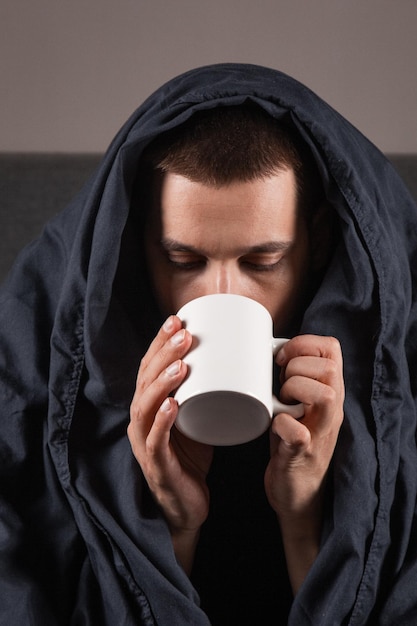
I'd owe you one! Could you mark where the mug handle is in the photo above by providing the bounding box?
[272,338,304,419]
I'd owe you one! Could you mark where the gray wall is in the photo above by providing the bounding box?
[1,0,416,153]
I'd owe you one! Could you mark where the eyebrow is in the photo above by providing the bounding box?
[160,238,293,255]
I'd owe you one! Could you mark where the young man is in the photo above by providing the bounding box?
[1,64,417,625]
[128,106,344,619]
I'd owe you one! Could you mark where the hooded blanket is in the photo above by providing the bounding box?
[1,64,417,625]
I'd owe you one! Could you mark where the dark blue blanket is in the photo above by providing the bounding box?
[1,63,417,625]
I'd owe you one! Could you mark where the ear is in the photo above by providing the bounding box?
[310,200,336,272]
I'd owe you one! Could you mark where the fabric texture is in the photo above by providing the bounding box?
[1,63,417,625]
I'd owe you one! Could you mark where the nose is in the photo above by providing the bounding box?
[206,262,241,295]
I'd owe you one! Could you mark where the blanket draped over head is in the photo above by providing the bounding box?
[1,64,417,625]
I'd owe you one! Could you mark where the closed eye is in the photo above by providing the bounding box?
[166,253,206,271]
[240,254,284,272]
[243,262,281,272]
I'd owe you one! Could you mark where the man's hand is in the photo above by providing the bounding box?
[265,334,344,593]
[127,315,213,573]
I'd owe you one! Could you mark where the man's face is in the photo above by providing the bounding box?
[146,169,312,334]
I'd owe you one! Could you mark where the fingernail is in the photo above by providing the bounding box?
[163,316,175,332]
[160,398,171,412]
[276,348,286,365]
[166,360,181,377]
[171,329,185,346]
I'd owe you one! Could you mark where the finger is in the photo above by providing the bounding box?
[275,335,344,432]
[280,375,337,413]
[129,398,181,502]
[129,359,187,447]
[271,412,311,453]
[139,315,185,373]
[145,397,178,471]
[282,355,343,391]
[279,376,343,447]
[276,335,342,368]
[137,324,192,395]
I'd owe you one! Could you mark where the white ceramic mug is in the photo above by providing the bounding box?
[174,294,304,445]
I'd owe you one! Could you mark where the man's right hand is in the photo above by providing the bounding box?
[127,315,213,573]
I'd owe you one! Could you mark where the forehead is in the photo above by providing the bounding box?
[151,170,299,247]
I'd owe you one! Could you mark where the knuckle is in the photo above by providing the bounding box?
[139,352,150,371]
[293,428,310,448]
[287,427,311,452]
[320,383,337,406]
[326,335,342,356]
[155,335,183,370]
[156,342,172,366]
[130,395,140,419]
[322,357,338,380]
[145,437,158,458]
[126,421,142,462]
[136,357,151,393]
[327,335,340,347]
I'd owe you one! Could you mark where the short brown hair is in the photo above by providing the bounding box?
[141,104,323,217]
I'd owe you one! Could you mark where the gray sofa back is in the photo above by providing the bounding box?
[1,153,416,284]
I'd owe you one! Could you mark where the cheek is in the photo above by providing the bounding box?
[266,261,311,329]
[259,286,294,327]
[166,275,212,312]
[146,256,174,314]
[151,271,202,315]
